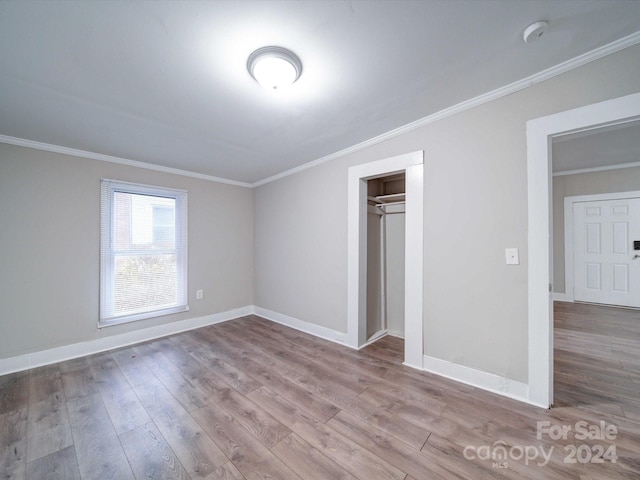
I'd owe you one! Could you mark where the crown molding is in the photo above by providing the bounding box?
[0,134,253,188]
[253,30,640,187]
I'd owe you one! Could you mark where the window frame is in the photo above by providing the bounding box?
[99,179,188,327]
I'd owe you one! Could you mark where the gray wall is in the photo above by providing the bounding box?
[0,143,254,359]
[254,44,640,383]
[553,166,640,294]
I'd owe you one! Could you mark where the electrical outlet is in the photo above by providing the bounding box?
[196,289,204,300]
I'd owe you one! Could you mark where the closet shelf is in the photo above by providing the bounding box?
[375,193,406,203]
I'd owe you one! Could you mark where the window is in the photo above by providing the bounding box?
[100,180,187,326]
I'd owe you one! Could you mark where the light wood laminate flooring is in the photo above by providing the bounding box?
[1,303,639,479]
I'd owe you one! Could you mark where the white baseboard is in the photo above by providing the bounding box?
[422,354,540,407]
[362,329,388,347]
[387,329,405,339]
[361,330,405,348]
[251,306,351,348]
[0,306,253,376]
[552,292,573,302]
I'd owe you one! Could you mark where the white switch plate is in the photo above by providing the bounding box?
[196,289,204,300]
[505,248,519,265]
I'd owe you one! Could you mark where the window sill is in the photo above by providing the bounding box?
[98,305,189,328]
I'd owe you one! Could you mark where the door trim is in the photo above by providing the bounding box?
[564,191,640,303]
[527,91,640,408]
[347,151,424,368]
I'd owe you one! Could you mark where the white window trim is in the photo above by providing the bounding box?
[100,179,188,328]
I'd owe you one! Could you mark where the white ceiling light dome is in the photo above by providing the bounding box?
[247,46,302,90]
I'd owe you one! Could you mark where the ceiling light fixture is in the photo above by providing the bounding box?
[247,46,302,90]
[523,21,549,44]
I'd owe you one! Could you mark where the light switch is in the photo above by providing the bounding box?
[505,248,520,265]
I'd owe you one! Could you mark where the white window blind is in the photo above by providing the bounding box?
[100,179,187,326]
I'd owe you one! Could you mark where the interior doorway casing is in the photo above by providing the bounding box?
[527,91,640,408]
[347,151,424,368]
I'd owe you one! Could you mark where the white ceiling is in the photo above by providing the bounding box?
[1,1,639,184]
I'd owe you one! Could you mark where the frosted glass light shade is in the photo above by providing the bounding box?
[248,46,302,90]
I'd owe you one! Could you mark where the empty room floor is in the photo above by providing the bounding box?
[1,308,639,479]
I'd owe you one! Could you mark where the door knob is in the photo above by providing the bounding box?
[634,254,640,260]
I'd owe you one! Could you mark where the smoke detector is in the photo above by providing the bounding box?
[523,21,549,44]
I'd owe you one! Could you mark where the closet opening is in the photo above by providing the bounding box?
[347,150,423,368]
[365,173,406,345]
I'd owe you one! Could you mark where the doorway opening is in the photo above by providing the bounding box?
[365,173,406,344]
[347,151,424,368]
[527,91,640,408]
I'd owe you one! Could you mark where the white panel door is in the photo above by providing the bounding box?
[573,198,640,307]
